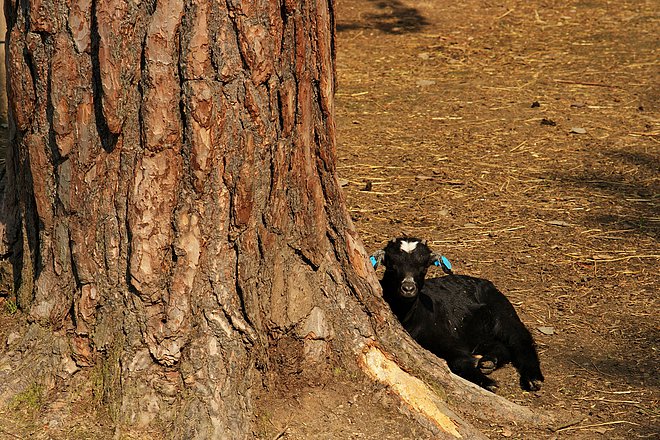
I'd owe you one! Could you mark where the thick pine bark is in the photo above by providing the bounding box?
[0,6,6,125]
[1,0,555,438]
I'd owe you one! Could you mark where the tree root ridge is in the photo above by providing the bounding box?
[357,331,573,438]
[359,346,464,438]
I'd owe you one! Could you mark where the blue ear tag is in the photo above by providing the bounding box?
[434,256,453,274]
[370,256,378,268]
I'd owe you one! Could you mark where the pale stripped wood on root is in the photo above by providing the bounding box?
[359,345,462,438]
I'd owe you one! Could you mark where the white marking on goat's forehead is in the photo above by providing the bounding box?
[399,240,419,253]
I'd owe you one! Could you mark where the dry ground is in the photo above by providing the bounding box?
[0,0,657,439]
[333,0,658,438]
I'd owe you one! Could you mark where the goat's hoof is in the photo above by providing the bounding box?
[521,376,544,391]
[484,382,499,393]
[480,377,499,393]
[478,359,497,375]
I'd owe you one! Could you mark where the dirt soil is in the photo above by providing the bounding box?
[331,0,658,439]
[0,1,657,439]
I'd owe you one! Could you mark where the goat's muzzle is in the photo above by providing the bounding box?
[400,277,418,298]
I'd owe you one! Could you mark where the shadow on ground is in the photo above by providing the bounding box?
[551,148,659,241]
[565,320,659,389]
[337,0,429,34]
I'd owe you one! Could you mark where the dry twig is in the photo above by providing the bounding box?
[553,78,621,88]
[556,420,640,433]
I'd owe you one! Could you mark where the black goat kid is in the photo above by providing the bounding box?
[371,237,544,392]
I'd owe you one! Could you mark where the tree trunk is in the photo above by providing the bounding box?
[0,0,555,438]
[0,5,7,126]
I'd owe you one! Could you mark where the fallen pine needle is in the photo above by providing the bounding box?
[566,254,660,263]
[509,140,528,152]
[556,420,640,433]
[592,389,644,395]
[497,9,514,19]
[628,131,660,137]
[0,427,21,439]
[577,397,642,404]
[553,78,621,88]
[272,426,288,440]
[589,254,660,262]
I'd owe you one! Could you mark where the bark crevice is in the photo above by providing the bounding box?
[89,0,119,153]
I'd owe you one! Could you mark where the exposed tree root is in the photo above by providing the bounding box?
[359,344,486,439]
[367,314,575,434]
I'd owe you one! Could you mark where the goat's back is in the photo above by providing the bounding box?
[423,274,526,338]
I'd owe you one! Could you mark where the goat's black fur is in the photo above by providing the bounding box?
[372,237,544,392]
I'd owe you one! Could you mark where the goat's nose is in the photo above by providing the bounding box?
[401,281,417,297]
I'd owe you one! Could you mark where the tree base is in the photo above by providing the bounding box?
[0,322,572,440]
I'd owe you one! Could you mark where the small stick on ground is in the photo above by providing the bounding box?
[553,78,621,88]
[556,420,640,433]
[272,426,289,440]
[0,427,21,439]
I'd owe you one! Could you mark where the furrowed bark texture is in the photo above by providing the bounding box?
[3,0,390,436]
[0,6,6,125]
[2,0,551,438]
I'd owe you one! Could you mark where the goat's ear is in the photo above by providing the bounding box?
[370,250,385,269]
[430,253,453,274]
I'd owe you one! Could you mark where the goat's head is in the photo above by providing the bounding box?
[371,237,445,298]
